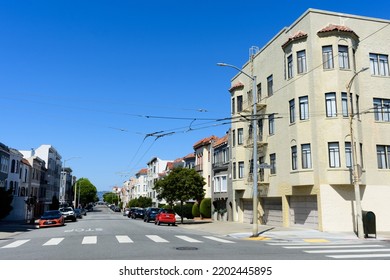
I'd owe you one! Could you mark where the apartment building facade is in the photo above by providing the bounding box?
[227,9,390,231]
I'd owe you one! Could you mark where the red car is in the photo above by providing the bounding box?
[155,208,176,226]
[38,210,65,228]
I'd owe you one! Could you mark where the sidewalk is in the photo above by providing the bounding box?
[0,220,37,240]
[177,219,390,242]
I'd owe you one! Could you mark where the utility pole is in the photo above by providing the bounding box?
[346,67,368,239]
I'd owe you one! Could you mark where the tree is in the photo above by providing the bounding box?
[75,178,97,206]
[103,192,118,205]
[0,187,13,220]
[153,167,205,223]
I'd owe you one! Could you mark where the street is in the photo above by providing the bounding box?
[1,205,390,260]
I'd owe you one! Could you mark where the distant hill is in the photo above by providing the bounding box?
[97,191,108,201]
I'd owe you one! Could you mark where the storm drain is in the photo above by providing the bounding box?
[176,246,198,251]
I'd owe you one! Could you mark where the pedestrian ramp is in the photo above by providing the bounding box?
[266,241,390,259]
[1,234,235,249]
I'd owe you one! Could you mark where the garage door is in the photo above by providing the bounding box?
[263,198,283,226]
[289,195,318,229]
[242,199,253,224]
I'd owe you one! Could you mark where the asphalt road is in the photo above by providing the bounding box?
[1,205,390,260]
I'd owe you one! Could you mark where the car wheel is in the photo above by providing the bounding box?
[157,220,161,226]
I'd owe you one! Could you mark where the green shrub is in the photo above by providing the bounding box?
[200,198,211,218]
[192,202,200,217]
[174,203,194,219]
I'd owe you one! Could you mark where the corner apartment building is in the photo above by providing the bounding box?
[227,9,390,232]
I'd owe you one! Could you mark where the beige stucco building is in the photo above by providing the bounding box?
[227,9,390,232]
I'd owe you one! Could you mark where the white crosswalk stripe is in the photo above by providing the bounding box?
[1,234,234,249]
[1,239,30,248]
[202,236,235,243]
[266,241,390,259]
[146,235,169,243]
[82,236,97,244]
[116,235,133,243]
[43,238,64,246]
[175,235,203,243]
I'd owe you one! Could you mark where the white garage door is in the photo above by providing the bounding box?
[263,198,283,226]
[290,195,318,229]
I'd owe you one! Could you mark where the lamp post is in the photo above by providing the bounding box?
[217,62,259,237]
[61,156,80,207]
[346,67,368,239]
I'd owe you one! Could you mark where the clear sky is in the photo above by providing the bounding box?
[1,0,389,191]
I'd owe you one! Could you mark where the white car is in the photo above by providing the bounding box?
[59,207,77,222]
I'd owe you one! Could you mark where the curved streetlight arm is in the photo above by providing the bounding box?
[217,63,255,80]
[346,67,369,91]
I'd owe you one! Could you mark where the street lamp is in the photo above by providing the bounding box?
[61,156,80,207]
[346,67,368,239]
[217,62,259,237]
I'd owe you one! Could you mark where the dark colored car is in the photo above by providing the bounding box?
[143,207,160,223]
[131,208,145,219]
[127,207,137,218]
[155,208,176,226]
[74,208,83,219]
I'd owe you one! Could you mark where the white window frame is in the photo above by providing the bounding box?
[338,45,350,69]
[301,144,312,169]
[326,92,337,117]
[297,50,307,74]
[299,96,309,120]
[322,45,334,69]
[328,142,341,168]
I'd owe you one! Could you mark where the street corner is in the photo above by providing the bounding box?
[243,236,272,241]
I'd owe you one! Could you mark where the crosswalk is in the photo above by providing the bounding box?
[0,234,235,249]
[266,241,390,259]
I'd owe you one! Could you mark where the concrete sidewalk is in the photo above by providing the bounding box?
[177,219,390,242]
[0,220,37,240]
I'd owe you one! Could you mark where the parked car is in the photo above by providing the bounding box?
[85,204,94,212]
[59,207,77,222]
[131,208,145,219]
[80,208,87,216]
[155,208,176,226]
[74,208,82,219]
[127,207,137,218]
[123,208,130,216]
[38,210,65,228]
[143,207,160,222]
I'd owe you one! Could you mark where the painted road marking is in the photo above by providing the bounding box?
[1,239,30,248]
[146,235,169,243]
[116,235,133,243]
[329,253,390,259]
[175,235,203,243]
[82,236,97,245]
[203,236,235,243]
[284,244,382,249]
[43,238,64,246]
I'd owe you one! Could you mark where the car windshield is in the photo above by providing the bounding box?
[62,207,73,212]
[41,210,61,219]
[161,209,174,214]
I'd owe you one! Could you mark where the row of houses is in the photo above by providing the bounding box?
[0,143,75,221]
[117,134,230,220]
[120,9,390,233]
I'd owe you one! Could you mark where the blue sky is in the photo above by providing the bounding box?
[1,1,389,191]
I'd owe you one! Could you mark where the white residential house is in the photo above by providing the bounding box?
[20,145,62,211]
[146,157,171,206]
